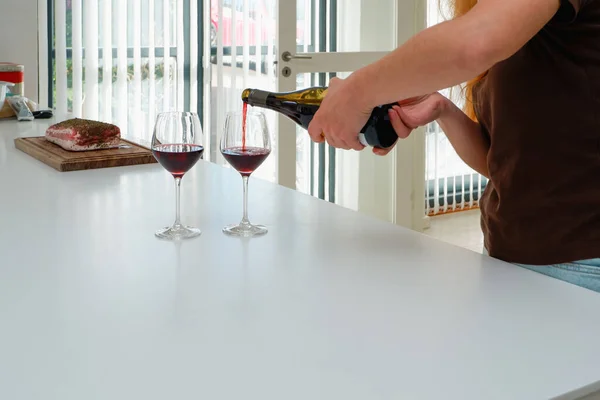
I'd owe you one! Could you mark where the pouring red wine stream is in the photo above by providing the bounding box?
[242,102,248,150]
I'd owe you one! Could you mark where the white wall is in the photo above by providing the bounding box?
[0,0,39,102]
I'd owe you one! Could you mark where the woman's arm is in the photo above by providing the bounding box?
[349,0,561,108]
[307,0,561,150]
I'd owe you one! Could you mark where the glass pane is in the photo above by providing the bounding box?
[295,71,354,206]
[59,0,181,143]
[209,0,278,183]
[424,0,486,215]
[296,0,396,53]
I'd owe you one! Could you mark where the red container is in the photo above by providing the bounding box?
[0,63,24,97]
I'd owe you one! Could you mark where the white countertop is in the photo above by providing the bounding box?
[1,118,600,400]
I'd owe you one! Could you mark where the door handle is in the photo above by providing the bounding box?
[281,51,312,62]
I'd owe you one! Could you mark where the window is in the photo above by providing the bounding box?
[208,0,328,192]
[45,0,202,142]
[45,0,471,215]
[425,0,488,215]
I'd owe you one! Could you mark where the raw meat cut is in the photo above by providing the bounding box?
[45,118,121,151]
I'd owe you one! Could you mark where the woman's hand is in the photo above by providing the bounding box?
[374,93,447,156]
[378,92,490,177]
[307,77,374,151]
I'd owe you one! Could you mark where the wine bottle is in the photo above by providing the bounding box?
[241,87,398,149]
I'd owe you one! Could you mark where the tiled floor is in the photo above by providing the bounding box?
[424,209,484,253]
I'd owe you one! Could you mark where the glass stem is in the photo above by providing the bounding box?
[174,177,182,228]
[241,175,250,226]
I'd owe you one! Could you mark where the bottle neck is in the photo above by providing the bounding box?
[245,89,272,108]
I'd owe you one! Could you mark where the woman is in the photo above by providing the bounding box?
[307,0,600,292]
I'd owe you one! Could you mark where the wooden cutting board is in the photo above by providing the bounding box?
[14,136,157,172]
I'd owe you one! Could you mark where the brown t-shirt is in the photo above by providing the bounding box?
[473,0,600,265]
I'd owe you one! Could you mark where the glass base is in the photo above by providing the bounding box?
[223,223,268,238]
[155,225,202,240]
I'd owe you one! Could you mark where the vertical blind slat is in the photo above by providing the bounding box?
[461,171,465,210]
[477,175,482,207]
[117,0,128,132]
[163,0,171,111]
[443,138,449,213]
[202,0,212,158]
[425,128,429,214]
[102,0,113,122]
[190,0,198,112]
[452,171,457,212]
[469,172,475,208]
[84,1,99,120]
[149,0,157,130]
[229,0,238,113]
[242,0,250,88]
[176,0,185,111]
[55,0,68,116]
[72,0,83,117]
[254,0,262,79]
[266,3,275,78]
[133,0,142,120]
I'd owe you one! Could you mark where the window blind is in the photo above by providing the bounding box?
[47,0,196,143]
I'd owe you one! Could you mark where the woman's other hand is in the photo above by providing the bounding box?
[374,93,447,156]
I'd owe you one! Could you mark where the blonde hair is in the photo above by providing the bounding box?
[446,0,486,121]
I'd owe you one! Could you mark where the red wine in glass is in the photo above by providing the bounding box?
[152,143,204,178]
[221,146,270,176]
[220,109,270,237]
[151,112,203,240]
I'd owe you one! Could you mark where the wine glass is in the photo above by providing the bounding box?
[152,111,204,240]
[221,109,271,237]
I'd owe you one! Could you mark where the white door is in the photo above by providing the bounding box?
[276,0,427,229]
